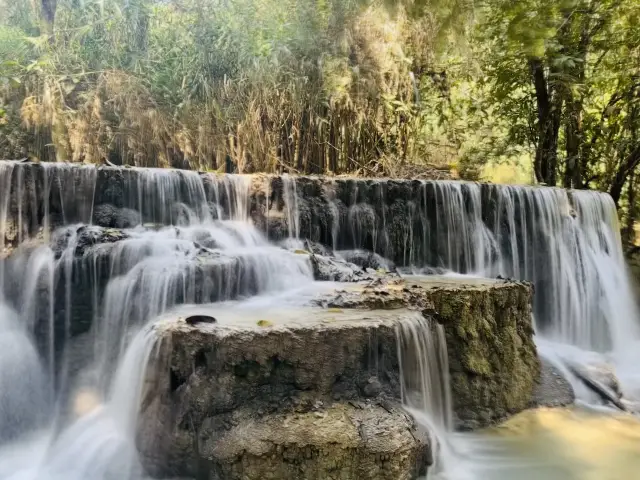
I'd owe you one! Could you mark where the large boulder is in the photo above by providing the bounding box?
[319,276,539,430]
[138,307,427,479]
[137,276,539,478]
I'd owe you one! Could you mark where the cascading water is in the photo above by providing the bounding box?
[0,163,314,479]
[2,160,640,479]
[279,174,640,474]
[396,314,454,478]
[285,178,640,377]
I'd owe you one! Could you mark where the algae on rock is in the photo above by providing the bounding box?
[137,277,539,478]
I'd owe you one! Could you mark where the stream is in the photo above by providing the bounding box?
[1,160,639,479]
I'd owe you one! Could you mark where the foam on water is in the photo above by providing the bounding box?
[2,161,640,479]
[0,163,317,479]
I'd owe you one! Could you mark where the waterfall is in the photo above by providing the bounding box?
[2,161,635,357]
[282,174,300,240]
[0,321,159,480]
[1,160,639,478]
[281,179,636,354]
[0,162,315,478]
[396,314,454,478]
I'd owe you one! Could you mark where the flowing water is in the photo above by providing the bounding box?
[1,161,640,479]
[0,163,314,479]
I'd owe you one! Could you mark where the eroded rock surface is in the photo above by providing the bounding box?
[138,277,539,478]
[530,358,575,408]
[317,276,539,429]
[201,404,429,480]
[139,308,425,479]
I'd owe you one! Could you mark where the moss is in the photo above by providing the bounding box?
[320,278,539,429]
[418,282,538,429]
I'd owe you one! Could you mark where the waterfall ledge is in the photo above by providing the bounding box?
[138,277,538,479]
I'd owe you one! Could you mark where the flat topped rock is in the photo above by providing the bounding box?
[142,302,430,479]
[402,274,509,289]
[158,303,421,333]
[139,277,538,479]
[313,274,528,312]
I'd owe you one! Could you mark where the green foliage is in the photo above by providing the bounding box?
[1,0,639,234]
[0,0,477,172]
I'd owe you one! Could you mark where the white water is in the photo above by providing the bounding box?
[396,315,454,478]
[323,180,640,403]
[0,163,316,479]
[0,322,158,480]
[2,161,640,479]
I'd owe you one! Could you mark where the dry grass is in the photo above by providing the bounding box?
[1,0,457,177]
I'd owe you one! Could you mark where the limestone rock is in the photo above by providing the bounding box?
[337,250,395,272]
[317,276,539,430]
[530,358,575,408]
[205,404,429,480]
[138,277,539,478]
[93,203,141,228]
[309,252,374,282]
[580,362,622,399]
[138,308,423,478]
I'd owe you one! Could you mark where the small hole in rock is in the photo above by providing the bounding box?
[194,350,207,369]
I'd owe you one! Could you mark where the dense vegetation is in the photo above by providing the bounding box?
[0,0,639,236]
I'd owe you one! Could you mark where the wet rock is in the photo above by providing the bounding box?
[74,225,130,256]
[93,203,140,228]
[203,403,429,480]
[318,277,539,430]
[337,249,396,272]
[567,361,625,410]
[362,377,383,398]
[530,358,575,408]
[48,225,130,258]
[309,252,373,282]
[581,362,622,399]
[304,239,334,257]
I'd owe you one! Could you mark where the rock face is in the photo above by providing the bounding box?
[530,359,575,408]
[319,277,540,430]
[139,308,430,479]
[185,403,428,480]
[138,277,538,478]
[418,279,538,430]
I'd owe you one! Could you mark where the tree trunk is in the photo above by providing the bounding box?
[564,98,582,188]
[609,144,640,206]
[624,171,636,247]
[40,0,56,35]
[529,58,561,186]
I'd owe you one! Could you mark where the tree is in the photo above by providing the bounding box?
[477,0,640,198]
[41,0,56,34]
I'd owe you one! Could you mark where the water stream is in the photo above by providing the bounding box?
[1,161,639,479]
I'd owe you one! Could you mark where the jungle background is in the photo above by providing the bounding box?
[1,0,639,243]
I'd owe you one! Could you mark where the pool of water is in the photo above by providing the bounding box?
[440,407,640,480]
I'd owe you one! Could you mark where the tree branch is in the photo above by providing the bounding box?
[609,143,640,205]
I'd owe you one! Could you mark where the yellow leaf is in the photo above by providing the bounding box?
[257,320,274,327]
[327,308,343,313]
